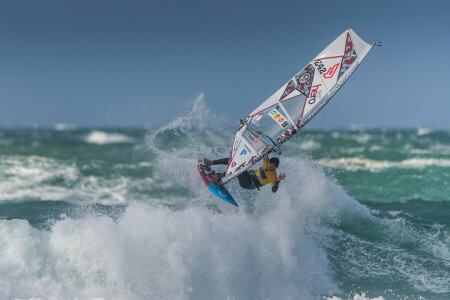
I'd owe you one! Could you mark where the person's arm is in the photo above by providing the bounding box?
[272,173,286,193]
[262,156,268,169]
[272,180,280,193]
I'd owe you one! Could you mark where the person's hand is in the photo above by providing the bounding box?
[277,173,286,181]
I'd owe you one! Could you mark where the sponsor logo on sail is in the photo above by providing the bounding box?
[269,108,290,129]
[233,140,241,152]
[323,63,340,78]
[240,144,252,156]
[298,72,311,84]
[251,113,263,125]
[314,60,327,74]
[246,131,257,144]
[308,84,321,105]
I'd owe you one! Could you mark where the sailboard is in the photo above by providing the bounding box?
[197,162,238,206]
[199,28,377,205]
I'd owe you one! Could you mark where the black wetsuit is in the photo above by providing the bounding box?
[212,158,264,191]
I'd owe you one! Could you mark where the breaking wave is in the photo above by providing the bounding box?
[84,130,134,145]
[0,94,448,299]
[317,157,450,171]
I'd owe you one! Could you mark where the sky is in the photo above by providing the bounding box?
[0,0,449,128]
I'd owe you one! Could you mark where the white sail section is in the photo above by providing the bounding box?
[222,29,374,184]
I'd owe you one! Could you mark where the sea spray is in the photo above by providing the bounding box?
[0,200,340,299]
[0,98,448,299]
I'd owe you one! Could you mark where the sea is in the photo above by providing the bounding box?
[0,98,449,300]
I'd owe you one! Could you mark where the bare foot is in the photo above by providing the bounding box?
[213,173,225,180]
[203,158,213,166]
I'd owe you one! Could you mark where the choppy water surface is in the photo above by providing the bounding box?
[0,99,448,299]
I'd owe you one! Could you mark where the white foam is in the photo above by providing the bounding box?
[417,127,433,136]
[430,143,450,154]
[0,189,340,299]
[354,133,372,144]
[2,96,447,299]
[0,155,80,201]
[317,157,450,171]
[0,155,167,204]
[1,141,447,298]
[54,123,78,131]
[297,140,321,150]
[326,293,385,300]
[350,124,365,131]
[84,131,134,145]
[145,93,231,195]
[401,158,450,168]
[0,97,360,298]
[369,145,383,152]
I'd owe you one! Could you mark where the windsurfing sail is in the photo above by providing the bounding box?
[221,28,375,184]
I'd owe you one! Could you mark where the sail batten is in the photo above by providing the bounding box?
[221,29,374,184]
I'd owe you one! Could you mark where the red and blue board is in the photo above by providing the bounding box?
[197,162,238,206]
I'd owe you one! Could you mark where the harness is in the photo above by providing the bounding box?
[248,170,262,190]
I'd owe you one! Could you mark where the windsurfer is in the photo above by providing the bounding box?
[202,156,286,193]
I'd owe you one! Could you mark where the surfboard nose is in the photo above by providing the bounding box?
[207,184,238,206]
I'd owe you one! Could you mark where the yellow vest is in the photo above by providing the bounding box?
[254,157,278,187]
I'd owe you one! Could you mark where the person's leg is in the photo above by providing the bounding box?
[237,171,253,189]
[202,158,229,180]
[212,158,229,165]
[203,158,229,166]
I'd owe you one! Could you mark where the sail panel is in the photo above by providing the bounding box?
[222,29,374,182]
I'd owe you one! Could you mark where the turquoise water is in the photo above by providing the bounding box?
[0,102,448,299]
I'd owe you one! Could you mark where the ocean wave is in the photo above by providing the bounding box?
[84,131,134,145]
[354,133,372,144]
[148,97,449,297]
[0,192,339,299]
[298,140,321,150]
[1,149,443,299]
[417,127,433,136]
[1,97,448,299]
[54,123,78,131]
[0,155,80,202]
[326,294,385,300]
[317,157,450,171]
[0,155,172,204]
[289,139,321,151]
[327,228,449,296]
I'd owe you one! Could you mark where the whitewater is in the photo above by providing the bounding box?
[0,95,448,299]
